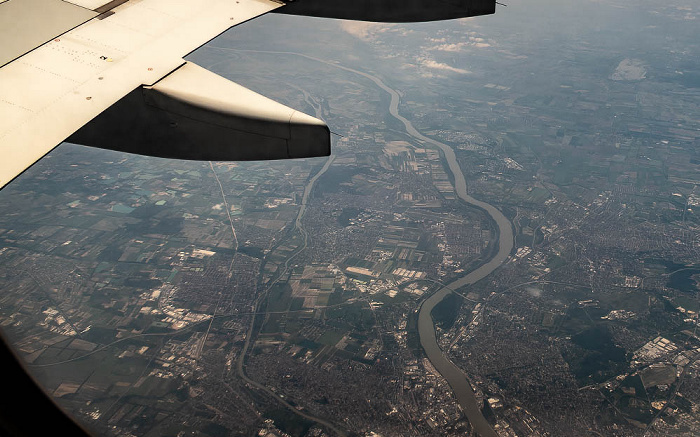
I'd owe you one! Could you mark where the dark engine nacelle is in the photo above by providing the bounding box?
[276,0,496,23]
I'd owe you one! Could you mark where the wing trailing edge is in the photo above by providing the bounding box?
[68,61,331,161]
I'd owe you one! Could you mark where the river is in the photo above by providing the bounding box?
[351,57,514,437]
[210,47,514,437]
[320,52,514,437]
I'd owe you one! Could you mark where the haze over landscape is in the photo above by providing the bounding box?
[0,0,699,435]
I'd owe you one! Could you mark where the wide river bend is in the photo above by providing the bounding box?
[214,48,514,437]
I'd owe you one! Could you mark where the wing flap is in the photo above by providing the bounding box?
[69,62,330,161]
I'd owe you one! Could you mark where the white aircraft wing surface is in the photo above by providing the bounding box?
[0,0,330,190]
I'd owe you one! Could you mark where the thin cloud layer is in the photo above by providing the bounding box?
[419,58,471,75]
[339,21,396,40]
[428,37,491,52]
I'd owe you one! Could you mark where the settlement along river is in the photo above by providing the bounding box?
[371,66,514,437]
[306,56,515,437]
[315,56,517,436]
[221,49,514,437]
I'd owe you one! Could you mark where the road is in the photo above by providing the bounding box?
[234,88,345,436]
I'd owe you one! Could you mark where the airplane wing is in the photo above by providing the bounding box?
[0,0,496,191]
[0,0,331,190]
[0,1,496,434]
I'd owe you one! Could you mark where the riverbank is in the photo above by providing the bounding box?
[222,48,513,436]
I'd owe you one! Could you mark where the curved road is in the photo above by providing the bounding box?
[209,47,513,437]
